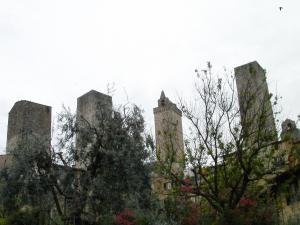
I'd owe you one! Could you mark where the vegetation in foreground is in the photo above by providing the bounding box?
[0,63,299,224]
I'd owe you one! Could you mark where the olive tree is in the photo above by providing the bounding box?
[0,102,153,225]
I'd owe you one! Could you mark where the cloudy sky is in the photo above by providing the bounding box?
[0,0,299,154]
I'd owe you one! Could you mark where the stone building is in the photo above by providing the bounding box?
[76,90,112,127]
[152,91,185,200]
[75,90,112,169]
[0,91,109,224]
[233,63,300,223]
[153,91,184,167]
[0,100,52,173]
[6,100,52,154]
[235,61,277,143]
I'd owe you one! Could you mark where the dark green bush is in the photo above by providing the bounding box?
[6,208,40,225]
[0,218,7,225]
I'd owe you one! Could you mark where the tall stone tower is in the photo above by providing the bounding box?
[75,90,112,168]
[152,91,184,199]
[6,100,52,154]
[235,61,277,142]
[153,91,184,168]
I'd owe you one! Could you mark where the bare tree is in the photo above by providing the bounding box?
[161,62,280,218]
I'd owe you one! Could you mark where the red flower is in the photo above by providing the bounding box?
[179,177,194,193]
[239,197,256,207]
[179,185,194,193]
[183,177,191,184]
[114,208,136,225]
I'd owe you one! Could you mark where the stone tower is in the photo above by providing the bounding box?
[235,61,277,142]
[152,91,184,199]
[75,90,112,168]
[76,90,112,128]
[153,91,184,172]
[281,119,300,142]
[6,100,52,154]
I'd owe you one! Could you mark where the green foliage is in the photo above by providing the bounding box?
[285,215,300,225]
[5,207,40,225]
[0,134,60,223]
[158,195,279,225]
[0,218,7,225]
[219,204,278,225]
[0,102,153,224]
[69,105,152,219]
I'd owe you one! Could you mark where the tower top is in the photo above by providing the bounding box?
[154,91,182,116]
[77,89,112,103]
[160,90,166,99]
[235,61,263,71]
[234,61,266,81]
[9,100,51,115]
[6,100,52,154]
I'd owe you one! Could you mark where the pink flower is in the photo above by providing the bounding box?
[114,208,136,225]
[183,177,191,184]
[239,197,256,207]
[179,177,194,193]
[179,185,194,193]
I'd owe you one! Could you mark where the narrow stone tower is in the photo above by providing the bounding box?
[6,100,52,154]
[152,91,185,199]
[235,61,277,142]
[75,90,112,168]
[153,91,184,168]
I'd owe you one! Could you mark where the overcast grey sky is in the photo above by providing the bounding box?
[0,0,299,154]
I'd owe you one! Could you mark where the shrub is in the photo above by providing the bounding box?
[0,218,7,225]
[181,203,201,225]
[218,198,279,225]
[5,207,40,225]
[114,208,136,225]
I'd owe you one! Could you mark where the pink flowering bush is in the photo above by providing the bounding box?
[179,177,194,194]
[221,196,278,225]
[114,208,136,225]
[181,203,202,225]
[238,197,256,207]
[183,178,191,184]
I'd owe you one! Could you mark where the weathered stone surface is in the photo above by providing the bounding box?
[152,91,184,200]
[6,100,52,153]
[153,91,184,165]
[0,154,12,169]
[281,119,300,142]
[75,90,112,168]
[76,90,112,127]
[235,61,277,141]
